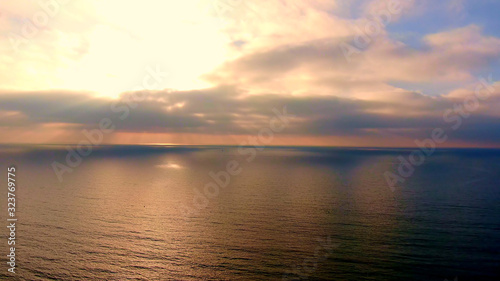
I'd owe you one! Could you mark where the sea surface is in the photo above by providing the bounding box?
[0,145,499,280]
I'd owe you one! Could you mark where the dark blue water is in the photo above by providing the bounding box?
[0,145,499,280]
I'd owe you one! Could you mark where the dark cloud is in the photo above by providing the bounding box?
[0,85,499,145]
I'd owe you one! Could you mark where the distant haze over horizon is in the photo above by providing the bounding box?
[2,143,500,150]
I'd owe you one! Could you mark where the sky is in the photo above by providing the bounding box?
[0,0,499,147]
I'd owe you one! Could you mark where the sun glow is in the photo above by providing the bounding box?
[6,0,230,98]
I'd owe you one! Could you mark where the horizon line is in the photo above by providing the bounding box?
[1,143,500,150]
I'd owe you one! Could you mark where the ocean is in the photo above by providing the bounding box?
[0,145,499,280]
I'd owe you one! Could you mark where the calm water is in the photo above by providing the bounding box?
[0,145,499,280]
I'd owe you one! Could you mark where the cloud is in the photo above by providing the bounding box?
[1,0,499,147]
[0,82,499,146]
[205,24,500,99]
